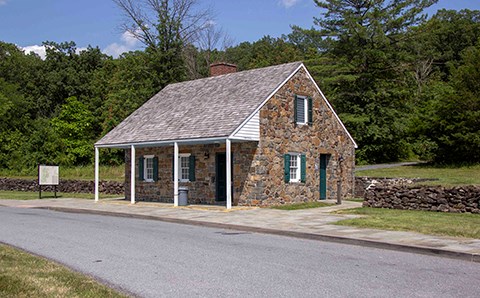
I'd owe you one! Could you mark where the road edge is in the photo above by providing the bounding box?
[37,206,479,263]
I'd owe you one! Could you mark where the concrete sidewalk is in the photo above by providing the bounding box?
[1,198,479,262]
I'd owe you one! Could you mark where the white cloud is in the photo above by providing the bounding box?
[75,47,88,55]
[21,45,90,60]
[103,30,141,58]
[22,45,47,59]
[103,43,132,58]
[0,0,8,6]
[279,0,301,8]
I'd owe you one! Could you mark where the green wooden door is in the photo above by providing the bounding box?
[320,154,328,200]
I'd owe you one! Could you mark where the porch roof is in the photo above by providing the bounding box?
[95,62,303,148]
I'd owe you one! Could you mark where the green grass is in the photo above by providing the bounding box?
[335,207,480,239]
[271,201,334,210]
[0,164,125,181]
[0,190,121,200]
[346,198,364,202]
[356,164,480,186]
[0,244,127,298]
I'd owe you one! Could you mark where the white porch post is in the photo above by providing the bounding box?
[173,142,179,206]
[94,146,99,202]
[130,145,136,204]
[226,138,232,209]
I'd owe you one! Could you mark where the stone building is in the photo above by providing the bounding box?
[94,62,357,208]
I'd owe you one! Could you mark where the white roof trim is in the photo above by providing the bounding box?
[230,63,357,148]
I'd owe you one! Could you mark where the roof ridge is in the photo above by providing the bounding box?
[166,61,303,88]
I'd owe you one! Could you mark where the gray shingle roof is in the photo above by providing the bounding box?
[96,61,303,146]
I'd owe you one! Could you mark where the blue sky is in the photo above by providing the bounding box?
[1,0,479,58]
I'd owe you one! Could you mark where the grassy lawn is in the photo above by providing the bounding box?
[356,164,480,186]
[0,190,121,200]
[271,201,334,210]
[0,244,127,298]
[0,164,125,181]
[335,207,480,239]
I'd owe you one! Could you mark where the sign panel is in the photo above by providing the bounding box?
[38,165,59,185]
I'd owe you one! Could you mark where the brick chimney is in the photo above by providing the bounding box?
[209,62,237,77]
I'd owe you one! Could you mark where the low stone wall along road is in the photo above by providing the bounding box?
[1,207,479,297]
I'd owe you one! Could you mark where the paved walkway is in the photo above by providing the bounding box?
[1,198,479,262]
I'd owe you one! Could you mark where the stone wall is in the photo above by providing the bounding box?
[247,67,355,205]
[354,177,437,198]
[0,177,124,195]
[364,185,480,213]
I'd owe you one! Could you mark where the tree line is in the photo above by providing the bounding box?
[0,0,479,173]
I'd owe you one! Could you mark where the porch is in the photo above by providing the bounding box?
[94,138,258,209]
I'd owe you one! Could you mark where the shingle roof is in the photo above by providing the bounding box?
[96,61,303,146]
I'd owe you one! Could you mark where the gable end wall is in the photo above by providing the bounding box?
[237,67,355,205]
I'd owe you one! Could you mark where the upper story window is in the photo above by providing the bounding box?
[294,95,313,125]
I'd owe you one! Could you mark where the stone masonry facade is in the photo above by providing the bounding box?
[125,67,355,206]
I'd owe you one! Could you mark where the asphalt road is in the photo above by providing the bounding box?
[1,207,479,298]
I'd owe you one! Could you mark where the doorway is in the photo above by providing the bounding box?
[319,154,329,200]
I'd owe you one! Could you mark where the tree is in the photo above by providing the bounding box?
[113,0,214,86]
[51,97,95,165]
[427,43,480,163]
[304,0,437,163]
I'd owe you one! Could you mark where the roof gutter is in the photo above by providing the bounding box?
[95,136,231,149]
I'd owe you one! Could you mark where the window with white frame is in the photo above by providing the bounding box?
[179,154,190,182]
[289,154,301,182]
[144,155,154,182]
[296,96,308,124]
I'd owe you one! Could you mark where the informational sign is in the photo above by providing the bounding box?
[38,165,59,186]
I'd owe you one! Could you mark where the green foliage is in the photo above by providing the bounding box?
[429,43,480,163]
[51,97,95,165]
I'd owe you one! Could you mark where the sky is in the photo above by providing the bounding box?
[1,0,479,59]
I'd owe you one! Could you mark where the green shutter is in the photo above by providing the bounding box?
[284,154,291,183]
[301,154,306,183]
[189,155,196,181]
[294,95,298,123]
[308,97,313,125]
[153,157,158,182]
[138,156,144,180]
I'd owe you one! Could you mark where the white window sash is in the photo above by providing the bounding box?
[144,155,154,182]
[289,154,301,183]
[178,154,191,182]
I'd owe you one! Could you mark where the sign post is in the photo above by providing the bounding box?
[38,165,59,199]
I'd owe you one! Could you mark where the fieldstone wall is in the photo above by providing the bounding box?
[124,67,356,206]
[364,185,480,213]
[245,67,355,205]
[0,177,124,195]
[354,177,437,198]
